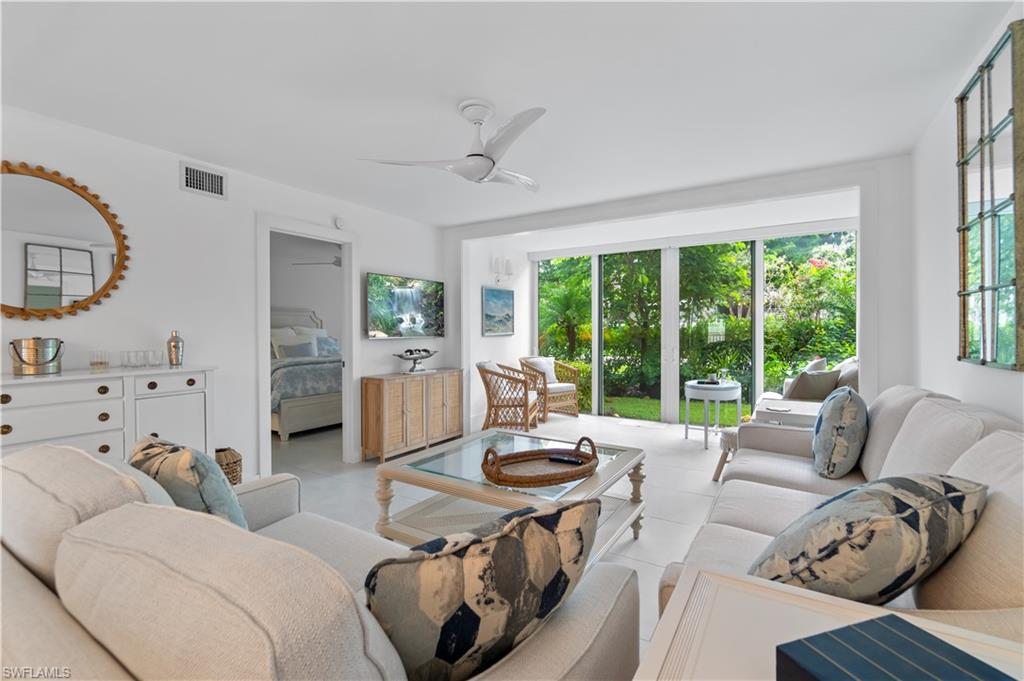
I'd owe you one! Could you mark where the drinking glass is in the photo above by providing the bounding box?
[89,351,110,371]
[147,350,164,367]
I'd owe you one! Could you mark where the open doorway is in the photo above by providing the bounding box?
[266,231,345,474]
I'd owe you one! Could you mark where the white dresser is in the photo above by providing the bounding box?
[0,366,215,460]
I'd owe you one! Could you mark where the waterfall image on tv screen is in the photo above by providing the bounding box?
[367,273,445,338]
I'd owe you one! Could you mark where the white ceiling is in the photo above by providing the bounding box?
[2,2,1011,228]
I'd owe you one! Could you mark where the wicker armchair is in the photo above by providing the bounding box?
[519,356,581,421]
[476,361,541,431]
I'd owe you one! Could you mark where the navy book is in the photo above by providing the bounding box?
[777,614,1013,681]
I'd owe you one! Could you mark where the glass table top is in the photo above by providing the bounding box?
[402,431,629,500]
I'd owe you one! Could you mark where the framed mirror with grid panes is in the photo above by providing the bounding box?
[956,20,1022,371]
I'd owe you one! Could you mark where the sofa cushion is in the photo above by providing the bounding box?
[749,474,988,605]
[258,511,407,589]
[812,387,868,479]
[722,448,866,495]
[130,436,248,528]
[858,385,946,481]
[1,445,146,588]
[56,503,405,681]
[660,523,773,612]
[917,431,1023,612]
[365,500,599,681]
[784,369,840,400]
[834,356,859,391]
[880,399,1021,479]
[707,480,827,536]
[98,454,175,506]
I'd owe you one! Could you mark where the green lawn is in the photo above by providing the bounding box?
[603,396,752,427]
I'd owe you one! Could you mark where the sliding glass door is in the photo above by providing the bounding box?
[679,242,753,426]
[537,256,593,411]
[763,232,857,394]
[600,250,661,420]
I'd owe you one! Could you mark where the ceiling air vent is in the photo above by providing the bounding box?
[179,161,227,199]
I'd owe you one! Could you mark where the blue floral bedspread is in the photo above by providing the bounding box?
[271,356,343,412]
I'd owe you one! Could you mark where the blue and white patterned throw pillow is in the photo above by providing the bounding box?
[749,474,987,604]
[316,335,341,357]
[812,386,868,479]
[130,437,247,529]
[365,499,600,681]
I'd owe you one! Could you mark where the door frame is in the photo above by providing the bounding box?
[255,212,359,476]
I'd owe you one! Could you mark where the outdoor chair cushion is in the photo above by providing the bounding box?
[524,356,558,384]
[546,382,576,394]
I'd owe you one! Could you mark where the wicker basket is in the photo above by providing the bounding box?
[215,447,242,485]
[481,436,599,488]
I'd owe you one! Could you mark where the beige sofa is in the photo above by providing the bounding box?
[1,445,640,680]
[660,386,1024,642]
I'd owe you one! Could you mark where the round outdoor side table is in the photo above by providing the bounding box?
[684,379,742,450]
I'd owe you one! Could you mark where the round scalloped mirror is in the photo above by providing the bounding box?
[1,161,129,320]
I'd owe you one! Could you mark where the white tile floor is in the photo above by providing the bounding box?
[271,413,725,649]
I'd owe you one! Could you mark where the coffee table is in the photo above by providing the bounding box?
[375,429,646,567]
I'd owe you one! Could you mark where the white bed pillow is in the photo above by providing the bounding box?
[292,326,328,338]
[275,339,318,359]
[271,327,298,344]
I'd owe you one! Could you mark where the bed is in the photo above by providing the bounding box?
[270,306,344,441]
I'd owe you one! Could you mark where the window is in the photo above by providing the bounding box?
[23,244,95,308]
[956,22,1022,370]
[537,256,592,410]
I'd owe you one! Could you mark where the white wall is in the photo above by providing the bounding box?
[461,239,532,429]
[911,6,1024,422]
[1,107,451,476]
[269,233,344,338]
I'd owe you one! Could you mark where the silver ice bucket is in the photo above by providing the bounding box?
[9,337,64,376]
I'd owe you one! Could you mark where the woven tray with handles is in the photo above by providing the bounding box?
[481,436,599,488]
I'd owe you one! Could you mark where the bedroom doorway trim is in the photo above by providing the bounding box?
[256,212,359,476]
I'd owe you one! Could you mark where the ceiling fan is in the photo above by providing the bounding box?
[292,256,342,268]
[362,99,546,192]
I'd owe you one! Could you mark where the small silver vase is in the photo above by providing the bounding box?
[167,330,184,367]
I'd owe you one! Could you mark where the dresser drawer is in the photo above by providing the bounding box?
[3,430,125,460]
[135,372,205,396]
[1,400,125,445]
[1,378,124,408]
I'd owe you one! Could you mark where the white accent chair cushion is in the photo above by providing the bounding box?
[524,356,558,384]
[879,398,1021,479]
[1,445,147,588]
[917,431,1024,612]
[547,382,576,394]
[56,503,406,681]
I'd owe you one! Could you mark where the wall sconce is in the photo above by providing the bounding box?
[491,256,514,286]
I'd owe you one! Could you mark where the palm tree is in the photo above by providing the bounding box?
[541,284,589,359]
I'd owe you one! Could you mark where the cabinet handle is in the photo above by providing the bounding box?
[98,412,110,422]
[97,385,109,395]
[1,393,10,405]
[150,432,159,438]
[186,378,196,387]
[0,425,11,435]
[147,381,158,390]
[98,444,110,454]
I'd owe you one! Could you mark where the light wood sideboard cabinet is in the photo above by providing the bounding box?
[1,366,215,460]
[362,368,463,461]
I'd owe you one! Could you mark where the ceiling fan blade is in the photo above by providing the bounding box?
[360,156,493,181]
[482,168,540,192]
[483,107,546,163]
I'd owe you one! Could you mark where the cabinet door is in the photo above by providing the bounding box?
[405,376,427,447]
[426,373,446,441]
[136,392,207,451]
[444,372,462,437]
[383,379,407,452]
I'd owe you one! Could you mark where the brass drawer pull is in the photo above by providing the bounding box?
[1,393,10,405]
[98,444,110,454]
[186,378,196,387]
[147,381,158,390]
[1,425,11,435]
[98,412,110,422]
[97,385,109,395]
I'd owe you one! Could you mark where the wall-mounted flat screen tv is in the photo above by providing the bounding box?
[367,272,445,339]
